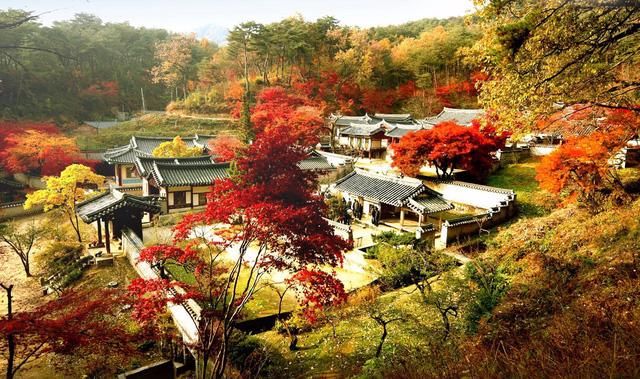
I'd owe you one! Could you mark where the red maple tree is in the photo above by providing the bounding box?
[0,284,152,379]
[128,125,351,378]
[250,86,326,146]
[391,120,509,179]
[287,268,347,324]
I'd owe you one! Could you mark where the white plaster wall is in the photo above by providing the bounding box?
[429,182,512,210]
[530,145,558,156]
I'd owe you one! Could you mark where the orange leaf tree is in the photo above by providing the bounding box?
[536,108,639,212]
[1,130,92,176]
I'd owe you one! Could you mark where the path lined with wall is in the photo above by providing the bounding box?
[121,228,200,345]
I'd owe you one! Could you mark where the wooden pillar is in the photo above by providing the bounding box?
[400,208,405,226]
[104,218,111,255]
[97,220,102,244]
[418,213,424,227]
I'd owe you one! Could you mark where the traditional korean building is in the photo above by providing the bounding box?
[133,156,230,212]
[384,124,424,144]
[76,188,161,254]
[329,113,422,158]
[337,123,389,158]
[133,152,334,213]
[420,107,485,129]
[103,135,214,189]
[333,169,453,229]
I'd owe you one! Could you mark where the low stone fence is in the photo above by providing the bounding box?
[496,146,531,165]
[121,228,201,346]
[440,205,512,246]
[323,217,353,241]
[12,173,45,189]
[0,201,44,221]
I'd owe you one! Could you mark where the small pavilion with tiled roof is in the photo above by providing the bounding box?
[329,113,421,158]
[384,124,424,143]
[76,189,161,254]
[333,169,453,229]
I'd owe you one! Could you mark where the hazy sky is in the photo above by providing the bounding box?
[4,0,476,32]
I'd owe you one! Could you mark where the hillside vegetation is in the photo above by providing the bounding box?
[75,114,238,150]
[250,163,640,378]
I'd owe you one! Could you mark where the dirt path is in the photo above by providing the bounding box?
[0,215,54,315]
[0,249,45,314]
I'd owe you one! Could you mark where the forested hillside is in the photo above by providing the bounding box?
[0,11,481,122]
[0,10,176,119]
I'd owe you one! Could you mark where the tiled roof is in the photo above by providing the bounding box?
[330,114,373,127]
[104,135,211,164]
[422,107,485,127]
[0,177,24,189]
[298,156,334,171]
[372,113,414,123]
[340,124,385,137]
[152,162,230,187]
[103,145,145,164]
[76,190,160,223]
[134,156,215,178]
[385,124,423,138]
[334,170,427,206]
[407,194,454,215]
[132,136,203,155]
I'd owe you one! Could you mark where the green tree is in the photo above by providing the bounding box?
[466,0,640,128]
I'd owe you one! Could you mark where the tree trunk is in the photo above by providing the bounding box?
[440,310,451,340]
[2,284,15,379]
[376,324,387,358]
[21,258,30,277]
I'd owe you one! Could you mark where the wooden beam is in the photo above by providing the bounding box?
[97,220,102,244]
[104,218,111,255]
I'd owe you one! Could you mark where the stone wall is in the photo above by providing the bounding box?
[12,173,45,189]
[427,181,517,247]
[496,146,531,165]
[530,144,559,156]
[117,360,175,379]
[121,228,200,346]
[0,201,44,221]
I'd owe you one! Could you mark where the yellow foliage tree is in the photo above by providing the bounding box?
[25,164,104,242]
[151,136,203,158]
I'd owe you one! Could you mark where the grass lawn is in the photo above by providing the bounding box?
[487,157,555,217]
[74,113,238,150]
[164,261,300,319]
[255,268,462,378]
